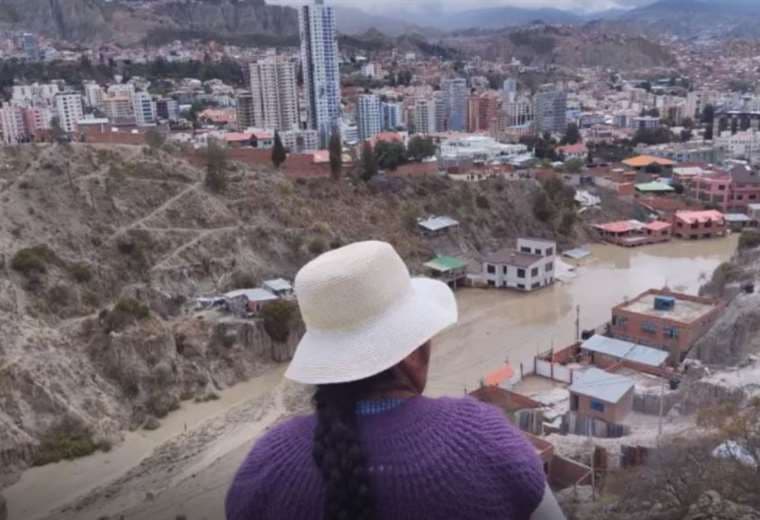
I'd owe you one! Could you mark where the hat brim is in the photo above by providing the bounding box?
[285,278,458,385]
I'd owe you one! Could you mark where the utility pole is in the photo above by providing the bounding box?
[658,377,665,437]
[575,304,581,342]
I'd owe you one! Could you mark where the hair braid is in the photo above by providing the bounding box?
[313,374,391,520]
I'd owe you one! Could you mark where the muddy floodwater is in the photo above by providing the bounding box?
[427,236,738,396]
[3,236,738,520]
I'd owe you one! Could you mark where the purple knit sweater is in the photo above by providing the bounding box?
[226,396,546,520]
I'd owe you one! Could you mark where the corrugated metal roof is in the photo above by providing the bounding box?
[418,216,460,232]
[725,213,752,222]
[635,181,675,193]
[568,367,635,404]
[425,255,467,272]
[581,335,669,368]
[224,288,278,301]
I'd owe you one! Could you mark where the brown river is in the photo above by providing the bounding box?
[4,236,738,520]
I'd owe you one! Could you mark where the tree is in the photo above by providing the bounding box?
[50,116,68,144]
[704,123,714,141]
[680,129,693,142]
[328,130,342,180]
[701,104,715,125]
[204,139,228,193]
[375,141,406,171]
[532,191,556,223]
[144,127,165,149]
[633,127,673,146]
[359,141,378,181]
[563,158,584,174]
[560,123,581,145]
[406,136,436,162]
[271,131,287,169]
[261,300,297,343]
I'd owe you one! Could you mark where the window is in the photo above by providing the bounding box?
[531,267,539,277]
[517,284,526,290]
[532,282,540,289]
[664,327,679,338]
[641,321,658,334]
[534,248,541,255]
[517,268,526,278]
[503,266,508,275]
[546,247,554,256]
[546,262,553,272]
[590,399,605,412]
[520,247,531,254]
[486,264,495,274]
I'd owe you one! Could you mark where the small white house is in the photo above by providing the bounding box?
[483,238,556,291]
[263,278,294,297]
[417,216,460,237]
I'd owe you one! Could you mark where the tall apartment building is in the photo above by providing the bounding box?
[441,77,468,131]
[133,91,157,127]
[236,93,256,130]
[54,92,83,134]
[381,101,403,130]
[280,129,320,153]
[83,82,104,109]
[357,94,382,140]
[503,78,518,104]
[11,83,60,107]
[504,96,535,128]
[249,52,299,131]
[103,95,135,126]
[156,98,179,121]
[467,93,498,133]
[299,0,341,146]
[0,103,26,144]
[534,85,567,135]
[414,98,437,135]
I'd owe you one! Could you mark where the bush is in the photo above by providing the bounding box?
[261,300,298,343]
[308,237,327,256]
[738,229,760,251]
[32,416,99,466]
[11,245,58,276]
[532,191,557,223]
[47,285,74,307]
[103,298,151,332]
[68,262,93,283]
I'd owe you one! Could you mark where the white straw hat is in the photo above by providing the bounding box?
[285,241,458,385]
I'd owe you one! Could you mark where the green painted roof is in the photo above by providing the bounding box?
[635,181,675,193]
[425,255,467,272]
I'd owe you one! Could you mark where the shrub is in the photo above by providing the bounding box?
[11,245,58,276]
[532,191,557,223]
[308,237,327,256]
[103,298,150,332]
[68,262,93,283]
[261,300,297,343]
[47,284,74,307]
[738,229,760,251]
[475,195,490,210]
[32,416,99,466]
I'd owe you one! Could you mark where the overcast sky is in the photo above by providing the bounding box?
[272,0,654,14]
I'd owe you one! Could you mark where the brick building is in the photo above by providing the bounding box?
[672,210,727,239]
[610,289,723,364]
[568,368,635,424]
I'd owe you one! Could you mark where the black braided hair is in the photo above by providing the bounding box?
[312,371,393,520]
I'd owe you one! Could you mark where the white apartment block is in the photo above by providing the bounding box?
[441,77,468,131]
[249,52,299,131]
[11,83,60,107]
[280,129,319,153]
[504,96,534,128]
[357,94,382,140]
[715,130,760,163]
[0,103,26,144]
[83,82,104,109]
[133,91,157,127]
[300,0,341,146]
[482,238,556,292]
[103,96,135,126]
[55,92,84,134]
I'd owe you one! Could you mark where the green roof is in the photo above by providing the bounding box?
[424,255,467,272]
[635,181,675,193]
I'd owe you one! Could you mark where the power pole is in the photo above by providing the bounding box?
[575,304,581,342]
[658,377,665,437]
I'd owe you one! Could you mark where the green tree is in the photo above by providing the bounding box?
[359,141,378,181]
[328,130,342,180]
[204,139,228,193]
[560,123,581,145]
[532,191,556,223]
[406,136,436,162]
[261,300,297,343]
[563,158,584,174]
[144,127,165,149]
[50,116,68,144]
[375,141,406,171]
[271,130,287,169]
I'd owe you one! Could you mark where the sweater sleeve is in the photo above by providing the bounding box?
[472,400,548,519]
[225,435,274,520]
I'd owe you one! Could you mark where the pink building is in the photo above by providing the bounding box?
[672,210,727,239]
[687,164,760,212]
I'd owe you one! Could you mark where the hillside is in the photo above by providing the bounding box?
[0,143,587,486]
[443,24,676,71]
[0,0,298,45]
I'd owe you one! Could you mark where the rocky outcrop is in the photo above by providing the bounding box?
[684,491,760,520]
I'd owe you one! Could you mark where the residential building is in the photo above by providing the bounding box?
[156,98,179,121]
[413,97,437,135]
[299,0,341,146]
[236,93,255,130]
[593,220,672,247]
[580,335,669,373]
[482,238,556,291]
[249,51,300,131]
[568,368,635,424]
[467,93,499,133]
[621,155,675,172]
[534,85,567,135]
[638,142,721,164]
[748,203,760,223]
[339,120,359,145]
[356,94,382,141]
[672,210,727,239]
[417,216,460,237]
[133,91,156,127]
[715,129,760,164]
[610,289,723,364]
[103,95,135,126]
[441,77,468,131]
[0,103,26,144]
[557,142,588,161]
[54,92,83,134]
[424,255,468,288]
[631,116,661,130]
[502,78,518,104]
[439,135,529,170]
[83,82,104,110]
[280,128,320,153]
[381,101,403,131]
